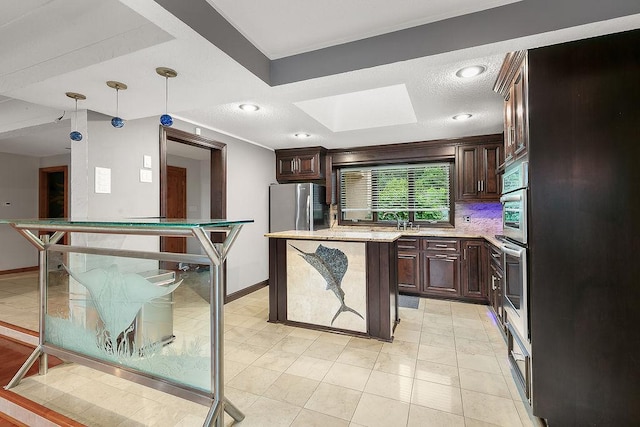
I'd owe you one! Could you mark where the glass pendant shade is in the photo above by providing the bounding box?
[66,92,86,142]
[160,114,173,126]
[156,67,177,127]
[107,81,127,128]
[111,117,125,128]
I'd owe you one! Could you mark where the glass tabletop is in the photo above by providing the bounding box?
[0,218,253,228]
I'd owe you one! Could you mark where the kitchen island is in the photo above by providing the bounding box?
[265,230,401,341]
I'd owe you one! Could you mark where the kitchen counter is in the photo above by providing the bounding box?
[268,227,503,247]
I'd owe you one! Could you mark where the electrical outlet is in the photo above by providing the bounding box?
[463,215,471,223]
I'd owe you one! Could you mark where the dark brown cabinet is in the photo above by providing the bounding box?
[456,141,503,201]
[460,240,486,301]
[275,147,327,182]
[495,51,528,167]
[423,252,460,297]
[487,243,504,327]
[397,238,420,294]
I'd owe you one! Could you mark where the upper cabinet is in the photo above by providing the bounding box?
[275,147,327,182]
[456,138,503,201]
[494,51,529,167]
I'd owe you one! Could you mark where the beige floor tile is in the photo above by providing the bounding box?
[411,379,463,415]
[422,323,455,337]
[322,362,372,391]
[224,326,258,343]
[351,392,410,427]
[414,360,460,387]
[398,318,423,331]
[336,346,379,369]
[291,409,349,427]
[363,370,413,403]
[224,359,248,383]
[380,340,419,358]
[464,417,503,426]
[417,344,458,367]
[346,336,384,353]
[252,348,300,372]
[118,399,191,426]
[248,330,286,348]
[225,386,261,411]
[420,331,456,349]
[304,383,362,421]
[263,373,320,407]
[80,405,130,427]
[225,342,269,365]
[227,366,282,395]
[423,313,454,326]
[456,352,502,375]
[513,399,537,427]
[303,340,347,361]
[239,396,301,427]
[317,331,352,346]
[454,326,489,341]
[393,326,421,343]
[288,327,323,340]
[373,352,416,378]
[270,335,315,355]
[407,404,465,427]
[285,355,334,381]
[455,337,496,356]
[461,389,523,427]
[452,317,485,330]
[458,367,511,398]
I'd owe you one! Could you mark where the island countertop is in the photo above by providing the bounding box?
[264,229,403,242]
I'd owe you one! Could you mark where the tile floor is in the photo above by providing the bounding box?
[3,277,538,427]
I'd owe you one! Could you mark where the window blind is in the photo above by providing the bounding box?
[339,163,451,222]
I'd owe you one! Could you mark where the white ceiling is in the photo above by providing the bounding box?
[0,0,639,157]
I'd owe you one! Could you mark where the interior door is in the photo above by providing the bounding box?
[39,166,68,245]
[165,165,187,255]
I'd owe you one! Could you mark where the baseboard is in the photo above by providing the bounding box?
[0,266,38,276]
[0,321,38,346]
[226,280,268,303]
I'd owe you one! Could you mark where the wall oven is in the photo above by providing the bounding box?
[500,160,528,245]
[501,240,529,345]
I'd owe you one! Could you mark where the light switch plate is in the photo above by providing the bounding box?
[95,167,111,194]
[140,169,152,183]
[143,155,152,169]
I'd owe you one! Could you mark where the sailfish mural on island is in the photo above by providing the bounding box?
[290,244,364,325]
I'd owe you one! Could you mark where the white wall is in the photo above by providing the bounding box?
[172,120,275,294]
[40,153,70,169]
[0,153,39,270]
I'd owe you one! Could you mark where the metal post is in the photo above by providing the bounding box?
[39,234,49,375]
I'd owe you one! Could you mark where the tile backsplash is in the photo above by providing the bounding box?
[330,202,502,233]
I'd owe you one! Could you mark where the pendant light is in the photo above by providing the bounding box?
[66,92,86,141]
[156,67,177,127]
[106,81,127,128]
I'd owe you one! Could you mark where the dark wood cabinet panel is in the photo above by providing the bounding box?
[423,253,460,296]
[275,147,327,182]
[461,240,486,301]
[456,142,503,201]
[398,252,420,294]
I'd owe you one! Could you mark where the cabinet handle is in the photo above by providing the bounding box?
[434,244,448,248]
[464,248,467,260]
[491,252,501,258]
[481,180,484,192]
[477,180,481,192]
[435,254,447,258]
[491,276,497,290]
[398,255,414,259]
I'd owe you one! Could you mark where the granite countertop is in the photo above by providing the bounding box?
[264,229,403,242]
[266,227,503,246]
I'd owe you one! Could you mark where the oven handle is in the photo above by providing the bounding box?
[501,244,524,258]
[500,194,522,203]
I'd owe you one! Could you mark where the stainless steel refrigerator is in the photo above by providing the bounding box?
[269,183,329,232]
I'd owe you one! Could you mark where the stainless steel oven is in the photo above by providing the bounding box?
[501,240,529,345]
[507,322,532,403]
[500,160,528,245]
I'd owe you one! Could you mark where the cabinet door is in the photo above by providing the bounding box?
[513,66,528,159]
[456,145,479,200]
[490,261,504,325]
[398,251,420,294]
[423,253,460,297]
[277,155,297,178]
[461,240,487,301]
[504,88,515,165]
[480,144,502,199]
[296,152,319,176]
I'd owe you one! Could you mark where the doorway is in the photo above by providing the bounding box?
[164,165,187,255]
[39,166,68,219]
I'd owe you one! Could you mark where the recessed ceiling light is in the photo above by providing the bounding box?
[239,104,260,112]
[455,65,486,78]
[294,133,311,138]
[453,114,473,121]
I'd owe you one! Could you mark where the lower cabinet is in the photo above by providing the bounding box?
[487,242,505,328]
[423,252,460,297]
[460,240,486,301]
[397,237,489,303]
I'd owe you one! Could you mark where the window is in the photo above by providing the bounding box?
[339,162,453,226]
